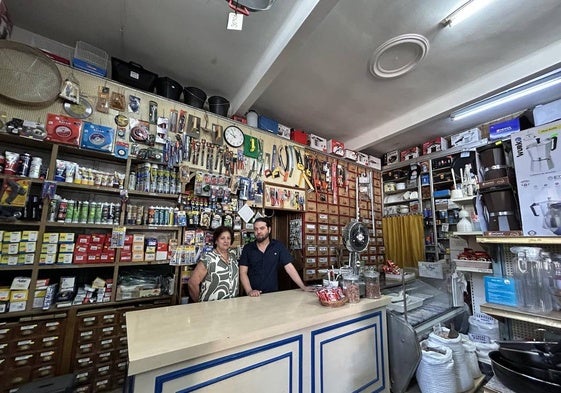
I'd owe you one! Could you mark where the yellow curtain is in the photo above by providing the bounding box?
[382,214,424,268]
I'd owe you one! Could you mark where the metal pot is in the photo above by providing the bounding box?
[498,341,561,370]
[490,351,561,393]
[531,198,561,235]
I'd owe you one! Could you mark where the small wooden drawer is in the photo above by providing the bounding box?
[10,352,36,367]
[305,257,317,268]
[77,315,99,330]
[328,204,339,215]
[96,350,113,364]
[329,235,340,245]
[18,323,40,337]
[31,364,56,380]
[76,342,95,355]
[99,325,116,338]
[77,329,97,344]
[329,225,339,235]
[339,216,350,226]
[318,224,329,234]
[339,197,350,206]
[99,337,116,351]
[36,349,58,365]
[329,246,338,256]
[100,312,117,326]
[74,355,94,370]
[317,213,329,223]
[339,206,350,216]
[74,368,95,385]
[305,245,317,256]
[317,203,328,213]
[40,335,61,350]
[317,257,329,268]
[96,363,112,378]
[12,338,39,353]
[317,235,328,245]
[307,201,317,212]
[317,246,329,257]
[304,223,317,234]
[304,234,316,245]
[304,212,317,222]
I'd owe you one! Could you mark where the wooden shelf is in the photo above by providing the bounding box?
[118,261,171,266]
[476,236,561,245]
[0,265,34,270]
[480,303,561,329]
[128,190,179,200]
[0,174,44,184]
[0,220,41,226]
[45,222,117,229]
[125,225,181,230]
[38,263,116,269]
[55,181,121,194]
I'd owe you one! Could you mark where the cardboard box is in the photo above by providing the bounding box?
[533,97,561,126]
[368,155,381,170]
[511,120,561,235]
[0,288,10,301]
[57,253,74,264]
[43,233,59,244]
[39,253,57,265]
[418,261,446,279]
[327,139,345,156]
[18,253,35,265]
[11,277,31,290]
[344,149,357,161]
[132,234,145,243]
[400,146,421,161]
[308,134,327,152]
[41,243,58,254]
[356,152,369,166]
[277,123,291,140]
[382,150,399,166]
[9,301,26,312]
[58,243,75,253]
[489,118,520,140]
[21,231,39,242]
[422,137,448,155]
[450,127,481,147]
[7,231,22,243]
[19,241,36,253]
[59,233,75,243]
[10,290,28,302]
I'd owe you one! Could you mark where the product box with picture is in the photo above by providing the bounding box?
[511,119,561,236]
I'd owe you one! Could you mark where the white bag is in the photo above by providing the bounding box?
[461,337,482,379]
[416,340,457,393]
[428,329,474,392]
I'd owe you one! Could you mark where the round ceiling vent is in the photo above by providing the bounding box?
[369,33,430,79]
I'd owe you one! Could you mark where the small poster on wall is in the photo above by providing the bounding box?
[289,218,302,250]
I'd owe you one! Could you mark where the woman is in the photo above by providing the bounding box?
[187,226,239,302]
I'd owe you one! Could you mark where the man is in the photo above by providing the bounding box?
[239,217,312,297]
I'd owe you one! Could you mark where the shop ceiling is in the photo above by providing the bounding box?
[6,0,561,156]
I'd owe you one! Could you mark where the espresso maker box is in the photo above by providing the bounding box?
[511,119,561,236]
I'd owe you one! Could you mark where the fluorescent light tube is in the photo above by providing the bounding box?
[441,0,494,27]
[450,71,561,121]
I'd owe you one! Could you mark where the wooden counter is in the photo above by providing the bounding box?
[126,289,390,393]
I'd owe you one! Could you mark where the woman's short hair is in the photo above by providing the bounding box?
[213,226,234,247]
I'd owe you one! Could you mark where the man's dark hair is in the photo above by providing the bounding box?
[254,217,271,229]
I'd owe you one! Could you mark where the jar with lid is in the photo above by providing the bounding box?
[343,274,360,303]
[363,266,381,299]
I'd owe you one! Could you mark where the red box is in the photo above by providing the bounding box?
[120,253,132,262]
[74,245,88,253]
[90,234,106,244]
[400,146,421,161]
[45,114,82,146]
[73,253,88,264]
[422,137,448,155]
[157,242,168,251]
[88,245,102,252]
[327,140,345,156]
[290,129,308,145]
[76,235,91,245]
[124,235,134,244]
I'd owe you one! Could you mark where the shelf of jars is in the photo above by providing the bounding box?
[480,303,561,329]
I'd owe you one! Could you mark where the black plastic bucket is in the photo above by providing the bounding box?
[183,86,207,109]
[208,96,230,117]
[156,77,182,101]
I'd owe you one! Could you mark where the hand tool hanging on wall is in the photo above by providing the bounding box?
[295,148,314,192]
[271,145,280,178]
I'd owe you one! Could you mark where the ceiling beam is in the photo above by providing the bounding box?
[345,38,561,152]
[230,0,342,115]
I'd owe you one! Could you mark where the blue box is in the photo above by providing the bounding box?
[81,122,115,153]
[484,276,517,307]
[489,118,520,140]
[258,115,278,134]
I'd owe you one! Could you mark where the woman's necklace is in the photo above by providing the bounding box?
[217,250,230,264]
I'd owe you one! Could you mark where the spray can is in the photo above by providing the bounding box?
[28,156,42,179]
[88,201,97,224]
[79,201,89,224]
[64,200,75,223]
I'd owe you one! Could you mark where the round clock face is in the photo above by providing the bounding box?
[224,125,244,148]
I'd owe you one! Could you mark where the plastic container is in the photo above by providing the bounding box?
[155,77,182,101]
[246,110,258,127]
[73,41,108,77]
[343,274,360,303]
[208,95,230,116]
[183,86,206,108]
[363,268,381,299]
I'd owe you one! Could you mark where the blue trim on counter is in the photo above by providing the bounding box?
[310,311,386,393]
[153,335,303,393]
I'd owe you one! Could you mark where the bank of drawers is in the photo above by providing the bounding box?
[71,307,130,393]
[0,316,66,393]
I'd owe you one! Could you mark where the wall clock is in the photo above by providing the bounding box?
[224,125,245,148]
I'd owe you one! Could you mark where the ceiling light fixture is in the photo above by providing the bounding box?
[441,0,493,27]
[450,69,561,121]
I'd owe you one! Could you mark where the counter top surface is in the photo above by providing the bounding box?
[126,289,389,375]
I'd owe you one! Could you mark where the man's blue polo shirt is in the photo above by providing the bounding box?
[239,239,293,293]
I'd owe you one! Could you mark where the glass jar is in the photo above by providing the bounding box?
[343,274,360,303]
[363,267,381,299]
